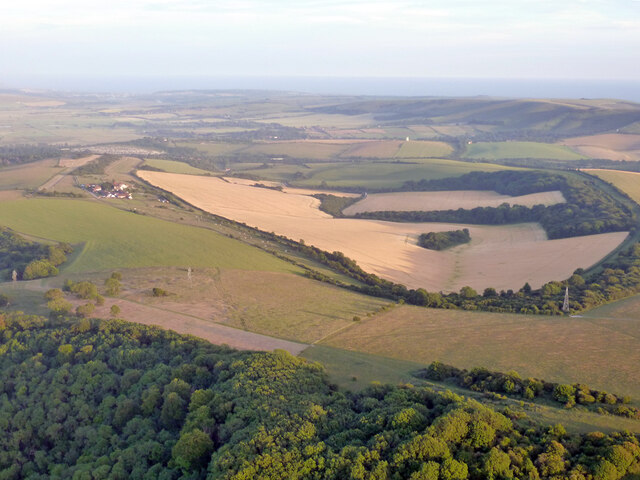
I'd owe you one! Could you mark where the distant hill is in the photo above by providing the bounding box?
[310,97,640,137]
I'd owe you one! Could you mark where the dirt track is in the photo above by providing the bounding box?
[94,298,308,354]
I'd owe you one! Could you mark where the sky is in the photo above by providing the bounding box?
[1,0,639,92]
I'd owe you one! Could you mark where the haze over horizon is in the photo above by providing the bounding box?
[2,0,639,99]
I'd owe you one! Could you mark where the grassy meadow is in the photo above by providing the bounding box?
[464,141,586,160]
[0,198,299,274]
[293,158,515,189]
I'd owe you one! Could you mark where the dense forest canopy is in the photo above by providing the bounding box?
[0,312,639,479]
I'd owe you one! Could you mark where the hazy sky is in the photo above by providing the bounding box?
[2,0,639,84]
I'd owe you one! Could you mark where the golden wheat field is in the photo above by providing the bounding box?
[139,171,628,292]
[343,190,566,215]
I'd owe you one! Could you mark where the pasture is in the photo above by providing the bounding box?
[0,160,62,190]
[464,141,586,160]
[320,304,640,399]
[139,171,626,292]
[0,198,299,274]
[143,159,213,175]
[584,169,640,205]
[343,190,566,215]
[563,134,640,161]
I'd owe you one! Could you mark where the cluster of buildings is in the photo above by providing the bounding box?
[81,182,132,199]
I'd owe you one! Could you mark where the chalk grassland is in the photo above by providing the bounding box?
[143,158,213,175]
[464,141,586,160]
[319,304,640,399]
[563,134,640,161]
[0,198,299,274]
[584,169,640,205]
[87,266,387,346]
[292,159,515,189]
[0,160,62,190]
[115,267,388,344]
[139,171,627,292]
[343,190,566,215]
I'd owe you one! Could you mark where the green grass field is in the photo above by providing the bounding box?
[293,159,515,189]
[0,160,62,190]
[394,140,454,158]
[143,159,214,175]
[0,198,300,274]
[319,305,640,399]
[464,141,586,160]
[586,169,640,205]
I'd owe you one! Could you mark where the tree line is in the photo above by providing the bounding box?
[0,144,65,166]
[0,312,639,479]
[420,362,639,420]
[0,227,72,281]
[354,170,635,239]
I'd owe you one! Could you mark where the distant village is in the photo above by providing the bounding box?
[81,181,132,199]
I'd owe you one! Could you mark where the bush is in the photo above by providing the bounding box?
[75,303,95,318]
[152,287,169,297]
[22,259,58,280]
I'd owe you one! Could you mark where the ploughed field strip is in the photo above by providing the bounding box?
[139,171,627,293]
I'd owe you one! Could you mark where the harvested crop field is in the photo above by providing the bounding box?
[343,190,566,215]
[139,171,627,292]
[340,140,402,158]
[320,305,640,398]
[563,134,640,161]
[222,176,360,197]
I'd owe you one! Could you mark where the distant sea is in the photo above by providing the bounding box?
[4,75,640,102]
